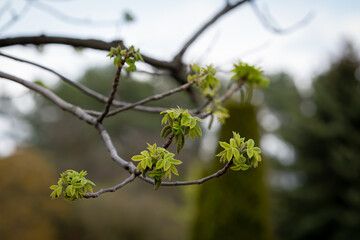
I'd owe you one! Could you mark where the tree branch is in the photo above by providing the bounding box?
[83,173,137,198]
[173,0,249,62]
[0,35,175,70]
[0,1,31,34]
[195,81,244,119]
[97,66,122,123]
[0,51,113,103]
[250,1,314,34]
[162,132,175,149]
[0,51,171,114]
[139,160,233,186]
[0,71,97,125]
[95,123,137,173]
[219,80,244,103]
[101,78,199,118]
[190,98,212,115]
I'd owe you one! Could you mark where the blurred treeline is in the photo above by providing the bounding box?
[0,42,359,239]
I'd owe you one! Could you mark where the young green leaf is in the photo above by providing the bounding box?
[131,155,144,161]
[50,169,95,201]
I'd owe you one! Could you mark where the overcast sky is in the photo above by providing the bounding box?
[1,0,360,88]
[0,0,360,156]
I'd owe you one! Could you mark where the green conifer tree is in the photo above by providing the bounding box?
[192,102,273,240]
[267,43,360,239]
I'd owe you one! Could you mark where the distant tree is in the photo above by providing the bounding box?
[265,43,360,239]
[192,102,273,240]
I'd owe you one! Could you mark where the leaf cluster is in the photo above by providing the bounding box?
[188,64,220,97]
[107,45,143,71]
[231,61,269,88]
[50,170,95,201]
[131,143,182,190]
[217,132,262,171]
[161,107,203,153]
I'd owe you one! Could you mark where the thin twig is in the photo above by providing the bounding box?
[190,98,212,115]
[0,51,112,103]
[139,161,233,186]
[86,80,242,118]
[162,132,175,149]
[219,80,244,103]
[84,105,168,116]
[95,123,137,172]
[0,51,170,114]
[0,35,174,70]
[173,0,249,62]
[97,66,122,123]
[0,1,31,34]
[196,81,244,119]
[83,173,136,198]
[250,1,315,34]
[104,79,198,117]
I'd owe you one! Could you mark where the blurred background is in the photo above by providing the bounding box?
[0,0,360,239]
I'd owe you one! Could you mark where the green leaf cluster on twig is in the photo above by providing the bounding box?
[231,61,269,88]
[161,107,203,153]
[131,143,182,190]
[49,47,267,197]
[50,170,96,202]
[188,64,220,98]
[107,45,143,71]
[217,132,262,171]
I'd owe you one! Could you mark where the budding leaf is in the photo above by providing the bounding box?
[50,170,95,201]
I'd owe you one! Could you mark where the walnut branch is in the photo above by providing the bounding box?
[84,159,232,197]
[0,51,169,114]
[173,0,249,62]
[0,1,251,87]
[106,78,199,117]
[97,66,122,123]
[190,98,213,115]
[194,81,245,119]
[83,173,137,198]
[139,160,233,186]
[162,132,175,149]
[0,71,97,125]
[0,1,31,33]
[0,35,175,70]
[95,123,137,173]
[86,78,199,118]
[0,51,112,103]
[0,1,270,199]
[0,69,244,197]
[250,1,314,34]
[219,80,244,103]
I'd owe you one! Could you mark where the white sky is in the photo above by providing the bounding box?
[1,0,360,87]
[0,0,360,156]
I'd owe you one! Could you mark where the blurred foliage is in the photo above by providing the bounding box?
[265,42,360,239]
[192,102,273,240]
[0,148,68,240]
